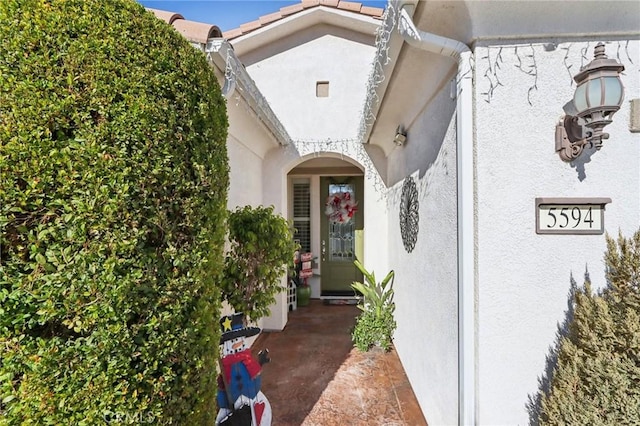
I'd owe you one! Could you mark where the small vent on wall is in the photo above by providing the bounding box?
[316,81,329,98]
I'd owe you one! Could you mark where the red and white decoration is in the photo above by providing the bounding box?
[299,252,313,279]
[325,192,358,223]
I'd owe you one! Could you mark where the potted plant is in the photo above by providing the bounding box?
[221,205,298,323]
[296,278,311,308]
[291,250,312,307]
[350,259,396,352]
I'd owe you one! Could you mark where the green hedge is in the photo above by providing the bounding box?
[0,0,229,423]
[539,230,640,425]
[221,206,297,323]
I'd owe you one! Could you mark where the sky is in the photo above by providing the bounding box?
[137,0,388,31]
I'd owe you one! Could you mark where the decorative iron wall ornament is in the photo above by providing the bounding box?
[399,176,419,253]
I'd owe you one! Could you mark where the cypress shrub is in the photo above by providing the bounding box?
[539,230,640,425]
[0,0,229,423]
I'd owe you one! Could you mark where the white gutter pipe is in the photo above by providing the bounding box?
[397,5,476,426]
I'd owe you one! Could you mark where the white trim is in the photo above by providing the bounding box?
[456,50,476,426]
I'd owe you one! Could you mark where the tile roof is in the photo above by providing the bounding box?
[146,8,222,44]
[224,0,384,40]
[147,1,384,45]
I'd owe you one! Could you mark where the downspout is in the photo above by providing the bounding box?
[397,5,475,426]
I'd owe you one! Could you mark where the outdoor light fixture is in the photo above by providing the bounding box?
[555,43,625,162]
[394,126,407,146]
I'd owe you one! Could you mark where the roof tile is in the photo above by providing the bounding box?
[360,5,383,17]
[280,4,305,16]
[337,1,362,13]
[240,20,262,33]
[149,1,384,43]
[223,28,244,39]
[259,11,283,26]
[301,0,321,8]
[147,8,183,24]
[172,19,222,44]
[223,0,385,41]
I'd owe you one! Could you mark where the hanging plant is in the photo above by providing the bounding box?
[325,192,358,223]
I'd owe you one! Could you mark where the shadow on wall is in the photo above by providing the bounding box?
[569,145,596,182]
[386,87,456,187]
[525,269,589,425]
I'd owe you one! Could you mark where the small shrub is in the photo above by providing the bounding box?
[352,304,396,352]
[351,260,396,351]
[0,0,228,423]
[221,206,298,323]
[539,230,640,425]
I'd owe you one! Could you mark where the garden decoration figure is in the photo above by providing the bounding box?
[216,313,272,426]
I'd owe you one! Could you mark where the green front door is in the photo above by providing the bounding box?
[320,176,364,297]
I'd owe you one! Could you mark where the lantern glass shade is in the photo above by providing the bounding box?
[573,75,624,114]
[603,76,624,106]
[573,82,589,112]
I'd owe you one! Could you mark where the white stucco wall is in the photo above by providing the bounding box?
[225,99,281,209]
[474,39,640,425]
[227,134,263,208]
[387,100,459,425]
[242,24,375,141]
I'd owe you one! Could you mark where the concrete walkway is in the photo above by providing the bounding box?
[251,300,428,425]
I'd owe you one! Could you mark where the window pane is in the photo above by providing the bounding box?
[328,183,355,262]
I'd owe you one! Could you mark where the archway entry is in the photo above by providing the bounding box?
[287,156,364,300]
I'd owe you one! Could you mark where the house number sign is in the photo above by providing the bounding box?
[535,197,611,235]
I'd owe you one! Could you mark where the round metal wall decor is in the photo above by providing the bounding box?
[399,176,419,253]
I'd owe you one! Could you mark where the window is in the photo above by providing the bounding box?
[293,180,311,253]
[328,183,355,262]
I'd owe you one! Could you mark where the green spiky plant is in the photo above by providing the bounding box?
[538,230,640,425]
[351,260,396,351]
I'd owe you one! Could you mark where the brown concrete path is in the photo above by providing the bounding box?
[251,300,428,425]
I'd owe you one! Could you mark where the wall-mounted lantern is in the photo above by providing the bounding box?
[555,43,625,162]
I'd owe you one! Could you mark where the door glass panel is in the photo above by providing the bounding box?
[328,183,355,262]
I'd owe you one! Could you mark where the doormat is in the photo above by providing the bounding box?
[324,299,359,305]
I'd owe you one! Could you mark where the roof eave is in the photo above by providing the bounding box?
[228,6,382,57]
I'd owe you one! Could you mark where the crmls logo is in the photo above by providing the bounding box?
[103,411,155,424]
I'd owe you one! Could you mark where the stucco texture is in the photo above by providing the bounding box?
[244,25,375,141]
[389,112,459,426]
[474,40,640,425]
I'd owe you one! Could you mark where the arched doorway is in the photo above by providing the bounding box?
[288,156,364,299]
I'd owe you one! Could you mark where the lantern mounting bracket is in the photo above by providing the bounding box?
[555,115,596,162]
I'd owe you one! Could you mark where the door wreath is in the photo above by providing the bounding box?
[325,192,358,223]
